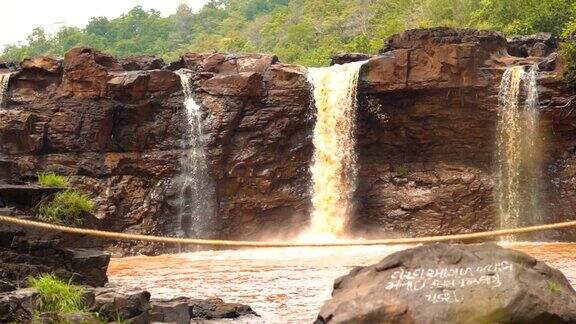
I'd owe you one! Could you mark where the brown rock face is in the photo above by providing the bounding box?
[61,47,123,99]
[0,27,575,254]
[366,27,508,92]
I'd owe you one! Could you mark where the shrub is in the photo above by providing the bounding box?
[37,190,94,226]
[37,172,69,187]
[395,164,409,177]
[29,274,86,314]
[561,19,576,88]
[560,42,576,88]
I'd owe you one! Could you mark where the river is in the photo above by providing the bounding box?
[108,243,576,323]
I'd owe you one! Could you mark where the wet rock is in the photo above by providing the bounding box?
[148,296,258,322]
[149,298,191,323]
[188,297,258,319]
[41,311,101,324]
[316,244,576,324]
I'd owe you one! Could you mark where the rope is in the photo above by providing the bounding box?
[1,215,575,248]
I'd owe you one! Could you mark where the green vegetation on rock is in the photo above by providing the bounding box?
[37,172,70,188]
[37,190,94,226]
[560,16,576,88]
[1,0,575,66]
[29,274,86,314]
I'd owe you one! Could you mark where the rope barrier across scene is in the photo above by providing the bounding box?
[1,215,575,248]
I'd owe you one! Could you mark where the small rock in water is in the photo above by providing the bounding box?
[315,243,576,324]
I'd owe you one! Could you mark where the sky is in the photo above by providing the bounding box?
[0,0,208,49]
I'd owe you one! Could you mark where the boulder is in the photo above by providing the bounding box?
[149,296,257,322]
[539,52,558,71]
[20,57,62,74]
[330,53,373,66]
[316,244,576,324]
[118,55,165,71]
[63,249,110,287]
[507,33,559,58]
[188,297,258,319]
[200,72,264,97]
[61,47,123,99]
[0,288,37,322]
[149,298,191,323]
[90,288,151,321]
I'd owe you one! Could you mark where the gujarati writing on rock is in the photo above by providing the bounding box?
[384,261,514,304]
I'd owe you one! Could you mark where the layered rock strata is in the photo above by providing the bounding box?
[0,28,574,251]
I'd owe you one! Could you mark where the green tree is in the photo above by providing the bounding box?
[2,0,576,66]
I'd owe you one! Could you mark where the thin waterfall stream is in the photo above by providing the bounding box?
[175,70,216,238]
[0,72,11,109]
[304,61,366,239]
[496,65,542,236]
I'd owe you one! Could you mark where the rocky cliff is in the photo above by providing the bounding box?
[0,28,574,253]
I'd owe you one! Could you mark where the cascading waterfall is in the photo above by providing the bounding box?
[496,65,542,236]
[175,70,216,238]
[305,61,366,239]
[0,72,11,109]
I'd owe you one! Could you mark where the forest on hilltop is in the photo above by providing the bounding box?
[1,0,576,67]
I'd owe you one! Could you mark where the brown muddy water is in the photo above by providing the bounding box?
[108,243,576,323]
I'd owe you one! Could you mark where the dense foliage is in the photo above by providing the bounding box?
[37,190,94,226]
[29,274,86,315]
[1,0,575,66]
[561,15,576,87]
[37,172,70,187]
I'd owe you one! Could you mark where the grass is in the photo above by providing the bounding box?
[37,190,94,226]
[395,164,409,177]
[37,172,69,187]
[548,280,562,294]
[29,274,86,314]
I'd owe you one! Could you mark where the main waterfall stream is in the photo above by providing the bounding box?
[175,70,216,238]
[496,65,542,234]
[305,61,365,238]
[0,72,10,109]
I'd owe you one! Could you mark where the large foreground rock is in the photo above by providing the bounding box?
[316,244,576,324]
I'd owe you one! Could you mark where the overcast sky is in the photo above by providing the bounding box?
[1,0,208,49]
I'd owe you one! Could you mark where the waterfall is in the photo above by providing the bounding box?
[175,70,216,238]
[0,73,11,109]
[496,65,542,236]
[305,61,366,239]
